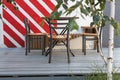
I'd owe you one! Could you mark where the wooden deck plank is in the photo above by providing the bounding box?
[0,48,120,76]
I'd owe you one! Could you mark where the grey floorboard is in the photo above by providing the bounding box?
[0,48,120,76]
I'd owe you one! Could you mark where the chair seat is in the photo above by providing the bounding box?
[47,34,71,40]
[28,33,46,36]
[82,33,98,36]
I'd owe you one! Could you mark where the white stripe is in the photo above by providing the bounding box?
[16,3,46,33]
[3,18,25,41]
[3,45,7,48]
[4,6,25,28]
[50,0,57,5]
[24,0,49,27]
[37,0,52,13]
[4,31,21,47]
[24,0,44,17]
[0,4,4,47]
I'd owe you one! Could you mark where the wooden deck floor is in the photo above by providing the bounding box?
[0,48,120,77]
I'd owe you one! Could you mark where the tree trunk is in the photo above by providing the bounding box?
[107,0,115,80]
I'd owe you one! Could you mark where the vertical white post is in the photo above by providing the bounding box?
[107,0,115,80]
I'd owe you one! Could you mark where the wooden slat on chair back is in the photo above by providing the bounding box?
[84,28,97,33]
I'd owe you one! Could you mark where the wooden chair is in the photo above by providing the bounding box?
[45,17,75,63]
[81,26,102,55]
[24,18,46,55]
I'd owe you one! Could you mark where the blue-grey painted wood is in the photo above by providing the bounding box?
[0,48,120,76]
[0,76,86,80]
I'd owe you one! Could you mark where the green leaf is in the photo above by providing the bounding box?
[80,7,89,16]
[115,21,120,35]
[99,2,105,10]
[70,0,75,2]
[54,4,61,11]
[40,19,45,27]
[85,6,91,13]
[7,0,15,3]
[51,11,62,19]
[54,0,63,11]
[66,1,82,15]
[62,4,68,10]
[56,0,63,4]
[101,19,105,27]
[64,0,68,4]
[103,15,109,21]
[90,22,95,26]
[14,6,18,10]
[85,0,89,5]
[93,14,100,23]
[110,18,118,29]
[89,0,94,5]
[68,18,79,31]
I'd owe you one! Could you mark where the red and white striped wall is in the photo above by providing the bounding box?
[0,0,57,48]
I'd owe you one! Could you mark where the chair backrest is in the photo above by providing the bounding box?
[81,26,102,36]
[84,27,97,33]
[48,18,70,37]
[24,18,30,34]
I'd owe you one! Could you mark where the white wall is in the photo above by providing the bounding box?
[0,1,93,48]
[0,5,4,48]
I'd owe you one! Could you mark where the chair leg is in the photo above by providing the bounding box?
[28,36,30,53]
[93,41,97,50]
[82,35,84,52]
[70,49,75,56]
[97,41,99,52]
[25,42,27,56]
[67,48,70,63]
[25,36,28,56]
[67,41,70,63]
[82,35,86,55]
[48,51,52,63]
[46,40,57,56]
[83,36,86,55]
[62,41,75,57]
[41,36,45,55]
[45,48,50,56]
[48,38,53,63]
[43,35,46,53]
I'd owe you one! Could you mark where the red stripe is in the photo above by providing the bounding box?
[3,0,56,47]
[4,0,41,34]
[4,35,16,47]
[4,24,24,47]
[43,0,55,11]
[4,0,43,33]
[3,0,25,22]
[30,0,50,16]
[3,9,40,34]
[3,9,26,35]
[28,21,42,33]
[3,0,39,33]
[16,0,50,33]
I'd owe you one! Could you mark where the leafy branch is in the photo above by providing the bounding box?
[51,0,120,33]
